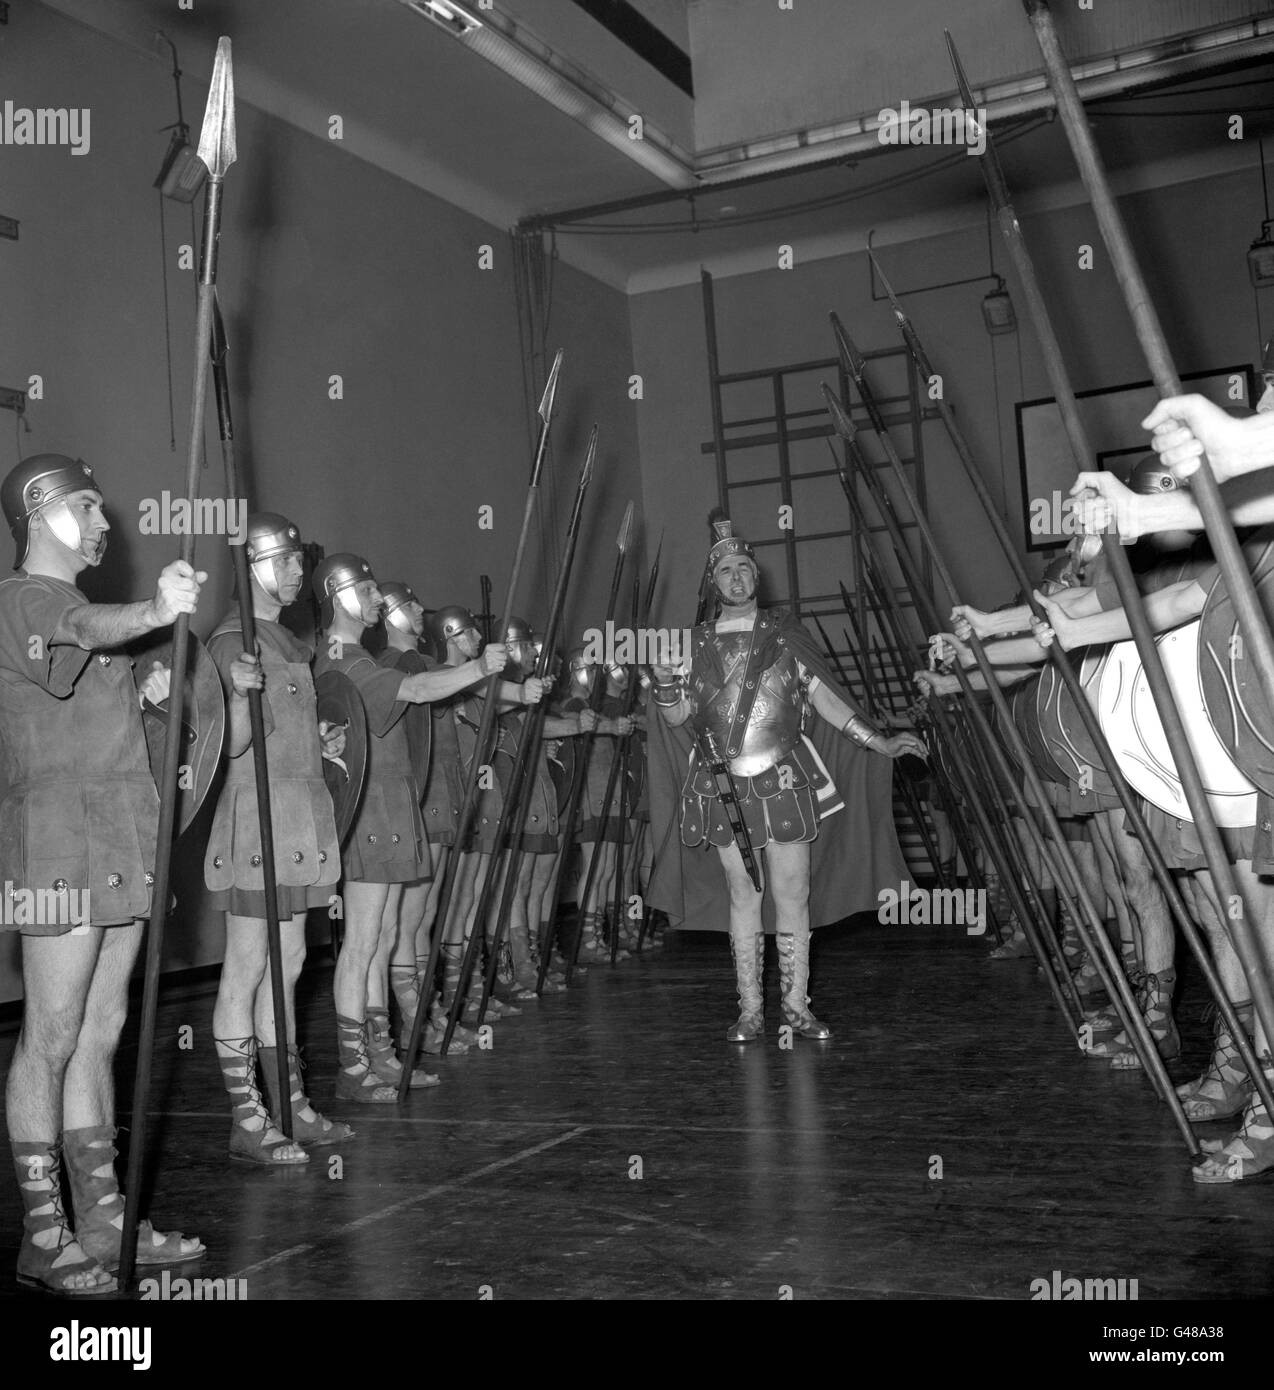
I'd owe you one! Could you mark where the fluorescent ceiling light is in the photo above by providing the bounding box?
[407,1,482,39]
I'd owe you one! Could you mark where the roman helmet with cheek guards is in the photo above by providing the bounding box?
[312,552,375,622]
[428,605,480,657]
[1128,453,1180,496]
[503,616,536,675]
[245,511,303,600]
[380,581,422,635]
[2,454,100,569]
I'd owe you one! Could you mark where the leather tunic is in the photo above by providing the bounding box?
[0,573,158,924]
[203,615,340,896]
[313,637,427,882]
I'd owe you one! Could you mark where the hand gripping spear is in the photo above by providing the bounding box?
[539,501,635,989]
[397,353,565,1097]
[443,427,598,1046]
[824,350,1202,1152]
[120,38,236,1287]
[870,237,1274,1127]
[207,298,292,1137]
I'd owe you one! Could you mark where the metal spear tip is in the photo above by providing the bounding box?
[867,248,907,320]
[944,31,977,112]
[538,349,564,425]
[580,424,599,487]
[196,37,237,180]
[829,312,864,378]
[616,500,635,553]
[820,382,857,441]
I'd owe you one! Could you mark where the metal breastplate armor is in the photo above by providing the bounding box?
[689,630,804,777]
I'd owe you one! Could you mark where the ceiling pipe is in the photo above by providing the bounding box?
[397,0,696,189]
[694,19,1274,185]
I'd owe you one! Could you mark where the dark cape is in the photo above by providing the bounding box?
[646,608,906,933]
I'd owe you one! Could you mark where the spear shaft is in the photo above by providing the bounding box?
[397,352,564,1097]
[872,240,1274,1122]
[209,300,292,1137]
[121,38,237,1287]
[827,366,1197,1147]
[447,429,598,1044]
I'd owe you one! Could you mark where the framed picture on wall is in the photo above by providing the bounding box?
[1015,365,1255,551]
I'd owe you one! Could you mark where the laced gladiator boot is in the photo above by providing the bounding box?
[12,1140,116,1295]
[506,918,542,1001]
[528,933,566,994]
[423,997,474,1054]
[63,1126,204,1267]
[333,1016,398,1104]
[1177,1002,1255,1122]
[259,1046,354,1143]
[216,1036,312,1158]
[776,929,832,1040]
[390,964,424,1053]
[1194,1056,1274,1183]
[365,1008,438,1089]
[726,926,764,1042]
[1087,968,1180,1069]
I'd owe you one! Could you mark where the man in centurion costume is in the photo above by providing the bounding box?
[313,565,513,1100]
[376,582,473,1054]
[422,605,545,1022]
[497,618,593,995]
[205,513,350,1163]
[0,455,204,1293]
[649,513,923,1042]
[559,649,636,962]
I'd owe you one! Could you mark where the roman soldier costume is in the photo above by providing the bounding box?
[647,513,912,1042]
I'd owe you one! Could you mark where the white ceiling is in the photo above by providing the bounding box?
[39,0,1274,290]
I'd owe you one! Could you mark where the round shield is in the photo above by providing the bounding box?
[1040,650,1118,796]
[1008,673,1069,786]
[1199,539,1274,796]
[142,631,226,837]
[1096,620,1257,827]
[548,733,577,819]
[314,670,368,846]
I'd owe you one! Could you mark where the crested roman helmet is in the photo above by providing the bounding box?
[244,511,303,600]
[704,507,756,583]
[312,551,375,621]
[380,581,421,634]
[1128,452,1180,496]
[2,454,98,569]
[427,604,479,653]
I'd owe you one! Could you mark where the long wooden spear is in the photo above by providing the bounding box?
[120,37,236,1287]
[827,388,1086,1024]
[447,426,599,1044]
[397,351,565,1099]
[608,571,642,963]
[871,241,1274,1121]
[208,299,291,1136]
[825,353,1201,1150]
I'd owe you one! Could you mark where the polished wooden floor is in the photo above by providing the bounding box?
[1,916,1271,1302]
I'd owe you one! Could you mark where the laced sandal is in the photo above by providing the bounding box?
[63,1126,205,1266]
[334,1016,400,1104]
[1179,1003,1255,1122]
[1070,953,1107,999]
[259,1046,354,1144]
[1102,971,1180,1071]
[12,1141,117,1296]
[422,1000,473,1054]
[1193,1064,1274,1184]
[365,1009,439,1089]
[215,1037,310,1163]
[988,932,1033,960]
